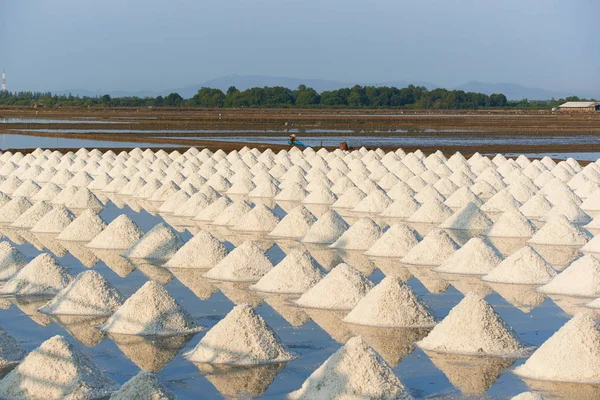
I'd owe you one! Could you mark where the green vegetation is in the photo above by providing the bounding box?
[0,85,593,110]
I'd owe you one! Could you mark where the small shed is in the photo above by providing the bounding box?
[558,101,600,113]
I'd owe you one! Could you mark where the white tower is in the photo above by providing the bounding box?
[1,69,5,92]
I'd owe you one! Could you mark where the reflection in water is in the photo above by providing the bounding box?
[0,227,26,245]
[89,249,135,278]
[302,244,343,271]
[486,237,529,257]
[336,250,377,276]
[438,273,493,298]
[523,378,600,400]
[109,332,195,372]
[530,244,581,270]
[132,262,174,285]
[168,268,218,300]
[370,258,412,281]
[548,294,595,316]
[409,267,450,294]
[264,295,311,327]
[51,315,107,347]
[14,229,46,251]
[11,296,52,326]
[194,362,286,399]
[305,309,353,344]
[59,241,99,268]
[31,233,68,258]
[424,350,516,395]
[216,282,264,307]
[487,282,546,313]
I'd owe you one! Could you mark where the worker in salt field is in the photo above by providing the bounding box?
[289,133,308,147]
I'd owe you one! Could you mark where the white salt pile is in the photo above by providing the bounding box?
[274,182,308,202]
[407,198,453,224]
[165,230,228,269]
[519,194,553,219]
[544,202,591,225]
[380,193,421,218]
[444,187,483,208]
[231,204,281,232]
[332,187,366,209]
[288,336,410,400]
[434,238,502,275]
[10,200,53,229]
[364,223,421,258]
[484,210,536,238]
[38,270,122,316]
[301,210,349,244]
[480,190,521,214]
[401,229,460,266]
[122,222,183,261]
[110,372,175,400]
[65,187,104,211]
[268,205,316,238]
[0,253,72,296]
[99,280,202,336]
[538,254,600,297]
[173,192,210,217]
[439,202,493,231]
[211,200,252,226]
[528,214,591,246]
[193,197,232,222]
[510,393,544,400]
[250,249,325,294]
[0,196,32,223]
[0,335,118,399]
[186,304,297,365]
[581,234,600,253]
[352,190,393,213]
[52,185,79,205]
[32,182,62,202]
[86,214,144,249]
[482,246,556,285]
[330,217,383,250]
[294,263,373,310]
[416,293,526,356]
[343,276,435,328]
[56,209,107,242]
[513,313,600,383]
[12,180,41,198]
[30,204,76,233]
[0,242,27,281]
[0,327,25,369]
[203,241,273,282]
[302,185,337,205]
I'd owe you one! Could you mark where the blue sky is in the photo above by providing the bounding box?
[1,0,598,94]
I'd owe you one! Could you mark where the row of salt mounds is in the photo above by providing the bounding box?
[185,304,297,365]
[482,246,556,285]
[203,241,273,282]
[0,242,27,280]
[122,222,183,261]
[99,280,202,336]
[0,327,26,369]
[86,215,144,249]
[0,335,118,399]
[343,276,435,328]
[0,253,72,296]
[38,270,123,316]
[416,293,527,357]
[483,210,536,238]
[10,200,53,229]
[165,230,228,269]
[438,202,493,231]
[330,217,383,250]
[231,204,281,232]
[56,209,107,242]
[364,223,421,258]
[268,205,316,238]
[294,263,373,310]
[250,249,326,294]
[401,229,460,266]
[288,336,411,400]
[528,214,591,246]
[110,372,175,400]
[300,210,349,244]
[30,204,76,233]
[434,238,502,275]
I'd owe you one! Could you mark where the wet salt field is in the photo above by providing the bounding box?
[0,135,182,150]
[1,146,600,398]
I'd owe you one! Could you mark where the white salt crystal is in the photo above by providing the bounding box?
[86,214,144,250]
[268,205,316,238]
[0,327,25,369]
[203,241,273,282]
[330,217,383,251]
[543,202,591,224]
[52,185,78,205]
[482,246,555,285]
[231,204,281,232]
[481,190,521,213]
[511,392,544,400]
[364,223,421,258]
[193,197,232,221]
[484,210,536,238]
[302,186,337,205]
[519,194,553,219]
[274,182,308,202]
[10,200,53,229]
[444,187,483,208]
[407,198,454,224]
[343,276,434,328]
[539,254,600,297]
[332,187,366,209]
[56,209,107,242]
[581,234,600,253]
[352,190,393,213]
[294,263,373,310]
[122,222,183,261]
[65,187,104,211]
[211,200,252,226]
[99,280,201,336]
[0,241,27,281]
[173,192,210,217]
[110,372,175,400]
[380,193,421,219]
[416,293,525,356]
[186,304,296,365]
[439,202,493,231]
[401,229,460,266]
[30,204,76,233]
[38,270,122,316]
[0,253,72,296]
[157,190,190,214]
[12,179,41,198]
[165,230,228,269]
[0,196,32,223]
[32,182,61,202]
[434,238,502,275]
[528,214,591,246]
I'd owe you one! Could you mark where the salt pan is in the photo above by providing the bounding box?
[0,327,25,369]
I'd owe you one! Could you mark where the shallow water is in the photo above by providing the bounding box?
[0,134,182,149]
[1,118,126,124]
[0,200,589,399]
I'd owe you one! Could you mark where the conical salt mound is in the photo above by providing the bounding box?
[513,313,600,383]
[10,200,53,229]
[301,210,349,244]
[211,200,252,226]
[484,210,536,238]
[407,198,453,224]
[330,217,383,250]
[401,229,460,266]
[0,253,72,296]
[110,372,175,400]
[343,276,435,328]
[332,187,366,209]
[186,304,297,365]
[434,238,502,275]
[121,222,183,261]
[231,204,281,232]
[380,194,420,218]
[538,254,600,297]
[250,249,325,294]
[0,241,27,281]
[287,336,410,400]
[30,204,76,233]
[0,335,118,400]
[0,327,25,369]
[294,263,373,310]
[65,187,104,211]
[165,230,228,270]
[56,209,107,242]
[268,205,316,238]
[352,190,393,213]
[0,196,32,223]
[528,214,591,246]
[32,182,62,202]
[38,270,122,316]
[482,246,556,285]
[87,214,144,250]
[439,202,493,230]
[203,241,273,282]
[364,223,421,258]
[511,392,544,400]
[416,293,526,356]
[99,280,202,335]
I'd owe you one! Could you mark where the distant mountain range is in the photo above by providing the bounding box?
[55,74,593,101]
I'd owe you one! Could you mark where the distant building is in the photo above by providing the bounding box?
[557,101,600,113]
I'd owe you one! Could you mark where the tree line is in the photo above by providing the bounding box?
[0,84,593,110]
